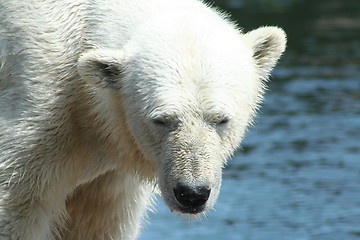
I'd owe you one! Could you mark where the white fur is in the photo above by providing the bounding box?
[0,0,286,239]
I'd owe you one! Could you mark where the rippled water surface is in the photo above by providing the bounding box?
[141,1,360,239]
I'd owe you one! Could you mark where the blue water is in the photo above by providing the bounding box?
[141,1,360,239]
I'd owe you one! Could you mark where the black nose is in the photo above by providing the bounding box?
[173,184,211,209]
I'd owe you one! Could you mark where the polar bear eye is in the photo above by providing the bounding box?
[152,118,168,127]
[205,114,230,127]
[218,117,229,125]
[151,116,179,129]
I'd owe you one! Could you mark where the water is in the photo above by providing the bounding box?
[141,1,360,239]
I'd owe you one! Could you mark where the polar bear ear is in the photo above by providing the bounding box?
[244,27,287,80]
[77,49,126,89]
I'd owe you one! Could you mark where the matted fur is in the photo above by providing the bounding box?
[0,0,286,239]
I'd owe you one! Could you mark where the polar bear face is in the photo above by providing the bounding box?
[78,25,286,214]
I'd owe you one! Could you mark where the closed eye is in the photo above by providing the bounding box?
[152,118,168,127]
[151,114,179,128]
[218,117,229,125]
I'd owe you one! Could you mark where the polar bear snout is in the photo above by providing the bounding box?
[173,184,211,213]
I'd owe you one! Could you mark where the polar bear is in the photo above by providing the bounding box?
[0,0,286,239]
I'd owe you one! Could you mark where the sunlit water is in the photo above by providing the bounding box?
[141,0,360,239]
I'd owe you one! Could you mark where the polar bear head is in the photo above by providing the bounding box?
[78,10,286,214]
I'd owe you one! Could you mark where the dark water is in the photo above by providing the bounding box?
[141,1,360,239]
